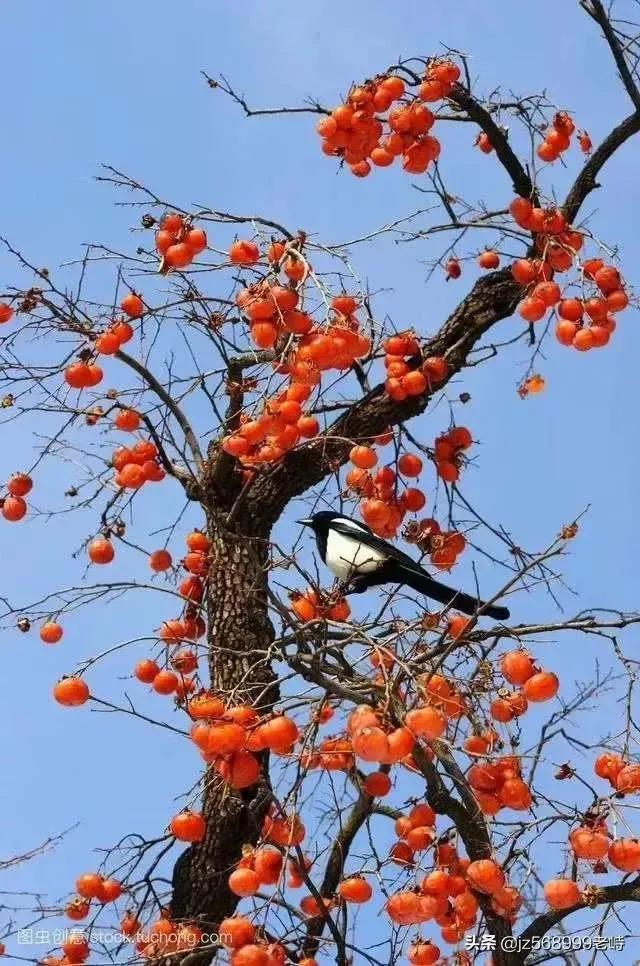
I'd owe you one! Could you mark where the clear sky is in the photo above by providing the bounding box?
[1,1,639,963]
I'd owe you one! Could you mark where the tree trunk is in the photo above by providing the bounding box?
[170,511,278,935]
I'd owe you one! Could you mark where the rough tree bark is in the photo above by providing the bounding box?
[171,510,278,937]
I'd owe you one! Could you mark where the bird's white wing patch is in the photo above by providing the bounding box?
[325,529,388,579]
[331,517,371,534]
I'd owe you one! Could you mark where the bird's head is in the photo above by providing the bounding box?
[297,511,337,534]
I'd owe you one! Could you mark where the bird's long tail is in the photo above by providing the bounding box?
[395,562,510,621]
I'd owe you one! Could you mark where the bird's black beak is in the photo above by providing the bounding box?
[297,518,313,527]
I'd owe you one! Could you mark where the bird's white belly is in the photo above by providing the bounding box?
[325,530,388,579]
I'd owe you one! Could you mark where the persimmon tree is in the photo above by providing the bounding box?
[2,2,640,965]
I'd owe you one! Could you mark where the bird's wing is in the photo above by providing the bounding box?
[329,519,424,572]
[329,517,510,621]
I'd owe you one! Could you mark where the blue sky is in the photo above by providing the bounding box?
[1,0,639,962]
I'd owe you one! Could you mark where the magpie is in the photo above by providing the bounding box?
[299,511,510,621]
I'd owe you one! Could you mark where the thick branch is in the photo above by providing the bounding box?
[519,875,640,946]
[580,0,640,110]
[563,109,640,221]
[302,791,373,960]
[248,268,521,524]
[449,85,536,200]
[411,744,518,963]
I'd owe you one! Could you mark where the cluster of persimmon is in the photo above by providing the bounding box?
[1,471,32,522]
[132,534,211,694]
[299,677,468,778]
[234,259,369,361]
[229,237,305,279]
[468,756,532,817]
[290,588,350,623]
[223,794,516,958]
[383,330,449,403]
[346,704,416,767]
[189,704,300,791]
[218,274,376,464]
[54,530,209,707]
[62,294,142,390]
[507,197,629,350]
[567,812,640,875]
[64,871,122,926]
[544,859,640,912]
[404,516,467,573]
[214,902,320,966]
[300,676,457,777]
[316,60,463,178]
[386,854,518,949]
[536,111,589,163]
[262,290,370,378]
[203,911,304,966]
[44,933,91,966]
[159,610,206,648]
[433,426,473,484]
[111,438,166,488]
[392,802,438,861]
[93,318,134,356]
[227,840,307,900]
[593,752,640,794]
[235,274,299,347]
[262,808,307,852]
[58,845,207,960]
[141,530,212,683]
[64,317,134,389]
[58,912,205,963]
[419,670,468,718]
[154,212,207,269]
[346,442,426,537]
[134,642,201,702]
[553,258,629,351]
[490,650,559,725]
[64,359,105,390]
[222,383,320,466]
[300,733,356,774]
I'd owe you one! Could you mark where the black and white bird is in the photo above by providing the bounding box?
[299,511,510,621]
